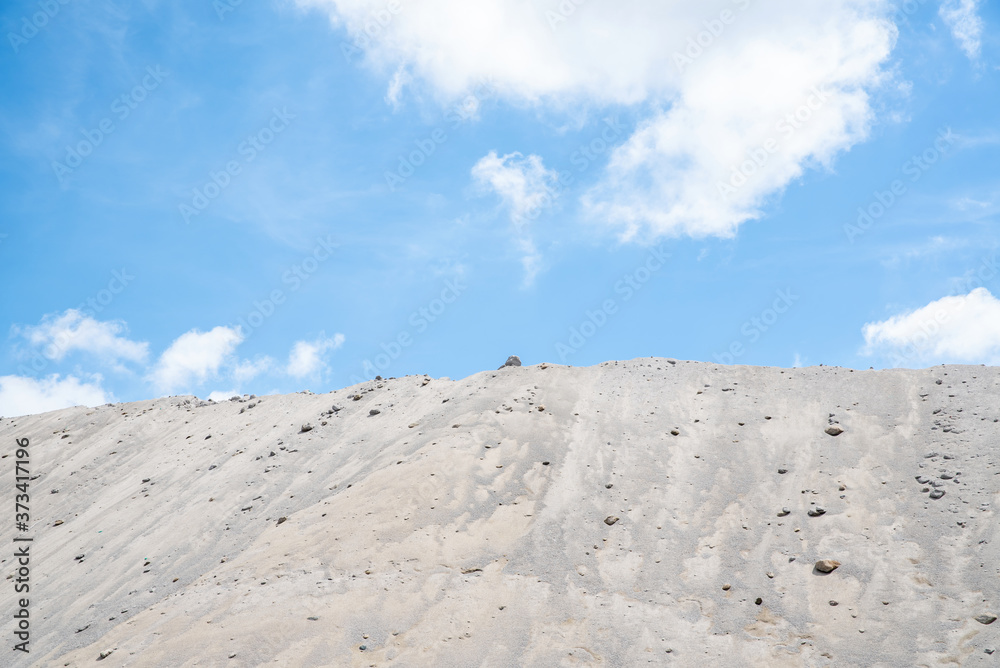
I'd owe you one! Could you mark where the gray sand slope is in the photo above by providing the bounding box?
[2,358,998,667]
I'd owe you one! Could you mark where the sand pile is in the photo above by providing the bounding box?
[2,358,998,667]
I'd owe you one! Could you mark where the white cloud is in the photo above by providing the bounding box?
[302,0,897,240]
[862,288,1000,366]
[0,374,109,418]
[939,0,983,60]
[287,334,345,379]
[233,357,274,384]
[15,309,148,367]
[472,151,559,224]
[149,326,244,392]
[385,66,411,108]
[472,151,557,285]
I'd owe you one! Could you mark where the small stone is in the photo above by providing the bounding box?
[604,516,620,526]
[722,583,731,591]
[940,472,954,480]
[359,645,367,651]
[307,617,318,621]
[755,597,762,605]
[605,484,613,489]
[777,508,790,517]
[838,484,846,491]
[825,426,843,436]
[766,572,774,579]
[807,507,826,517]
[670,429,680,436]
[777,468,788,474]
[829,600,838,606]
[276,517,288,526]
[976,614,998,625]
[985,648,995,655]
[98,649,115,660]
[300,424,313,433]
[924,451,939,458]
[929,489,946,499]
[814,559,841,573]
[53,520,64,526]
[369,409,381,416]
[498,356,522,369]
[229,653,237,658]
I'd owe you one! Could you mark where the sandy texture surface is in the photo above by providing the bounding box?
[2,358,999,667]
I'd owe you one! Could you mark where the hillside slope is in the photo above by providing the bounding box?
[2,359,999,667]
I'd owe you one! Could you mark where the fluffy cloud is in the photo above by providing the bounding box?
[862,288,1000,366]
[302,0,897,239]
[286,334,345,378]
[0,374,109,418]
[15,309,148,367]
[939,0,983,60]
[149,326,244,392]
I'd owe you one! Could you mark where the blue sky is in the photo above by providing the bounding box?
[1,0,998,416]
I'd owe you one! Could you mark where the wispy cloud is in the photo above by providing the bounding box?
[939,0,984,60]
[472,150,558,286]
